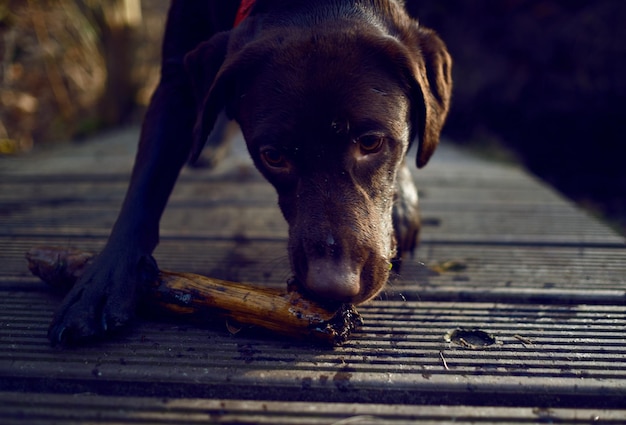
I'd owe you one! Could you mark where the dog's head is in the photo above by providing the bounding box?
[185,4,452,304]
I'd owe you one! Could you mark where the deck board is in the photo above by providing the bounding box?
[1,127,625,422]
[3,293,626,404]
[2,393,625,425]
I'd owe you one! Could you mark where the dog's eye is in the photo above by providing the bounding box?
[261,148,287,168]
[357,135,385,154]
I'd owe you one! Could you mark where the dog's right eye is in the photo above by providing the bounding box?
[261,148,287,168]
[357,135,385,155]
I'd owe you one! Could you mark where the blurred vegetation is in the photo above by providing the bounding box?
[1,0,624,234]
[0,0,163,153]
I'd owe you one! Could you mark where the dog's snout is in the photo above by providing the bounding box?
[305,258,361,301]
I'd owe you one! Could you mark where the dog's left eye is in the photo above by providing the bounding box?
[357,135,385,154]
[261,148,287,168]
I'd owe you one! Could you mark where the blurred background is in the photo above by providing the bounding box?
[1,0,624,235]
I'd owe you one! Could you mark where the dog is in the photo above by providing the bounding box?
[48,0,452,345]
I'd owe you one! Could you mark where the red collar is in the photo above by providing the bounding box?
[234,0,256,27]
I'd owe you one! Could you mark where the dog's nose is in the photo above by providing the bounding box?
[305,258,361,301]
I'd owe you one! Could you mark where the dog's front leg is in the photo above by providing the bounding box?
[47,73,196,345]
[46,0,225,346]
[392,163,421,267]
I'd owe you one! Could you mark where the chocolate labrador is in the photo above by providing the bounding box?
[48,0,452,345]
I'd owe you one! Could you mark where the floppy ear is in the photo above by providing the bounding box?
[184,31,231,164]
[405,26,453,168]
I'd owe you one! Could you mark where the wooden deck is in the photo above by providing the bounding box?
[1,127,625,424]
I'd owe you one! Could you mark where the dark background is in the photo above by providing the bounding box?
[407,0,626,234]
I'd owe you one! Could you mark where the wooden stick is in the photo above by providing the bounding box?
[26,246,362,345]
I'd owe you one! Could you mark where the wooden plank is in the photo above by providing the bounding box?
[2,290,626,407]
[0,167,564,205]
[0,391,624,424]
[3,201,622,245]
[392,244,626,303]
[2,235,625,303]
[2,237,625,305]
[0,129,139,176]
[2,137,622,246]
[0,177,273,205]
[2,170,622,246]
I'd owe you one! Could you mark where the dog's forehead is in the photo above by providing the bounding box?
[267,30,407,91]
[238,31,411,145]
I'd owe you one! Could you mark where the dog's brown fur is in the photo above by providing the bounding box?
[48,0,451,345]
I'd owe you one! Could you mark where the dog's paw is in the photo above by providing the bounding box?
[47,253,158,346]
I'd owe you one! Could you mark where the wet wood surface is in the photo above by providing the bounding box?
[1,128,625,423]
